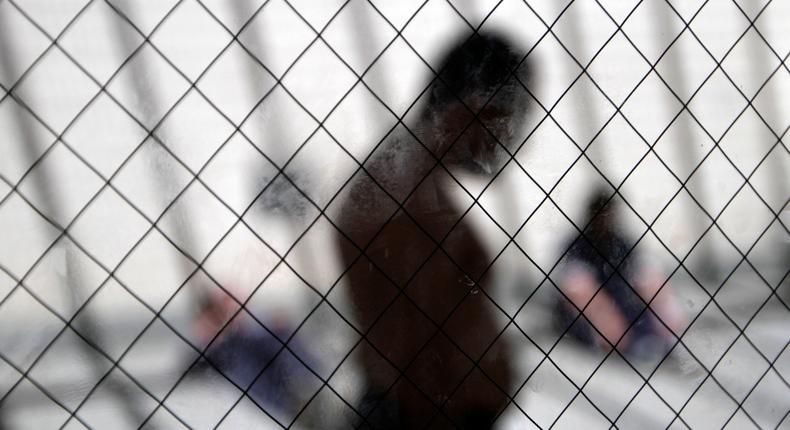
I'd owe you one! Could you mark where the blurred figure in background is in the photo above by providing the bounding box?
[192,286,314,424]
[554,190,686,361]
[336,32,533,428]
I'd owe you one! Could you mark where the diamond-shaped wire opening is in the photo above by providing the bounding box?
[24,236,106,320]
[0,98,56,185]
[17,143,104,227]
[105,44,191,130]
[150,0,231,83]
[0,1,52,89]
[197,42,277,127]
[59,0,144,86]
[154,88,236,172]
[237,0,314,79]
[13,48,98,136]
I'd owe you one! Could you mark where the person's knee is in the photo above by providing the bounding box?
[561,264,599,308]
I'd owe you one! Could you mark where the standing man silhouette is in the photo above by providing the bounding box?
[335,32,534,428]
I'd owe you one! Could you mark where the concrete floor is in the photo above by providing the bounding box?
[1,268,787,429]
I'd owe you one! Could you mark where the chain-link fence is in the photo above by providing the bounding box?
[0,0,787,428]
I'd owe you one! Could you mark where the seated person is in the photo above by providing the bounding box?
[554,190,686,361]
[192,287,314,423]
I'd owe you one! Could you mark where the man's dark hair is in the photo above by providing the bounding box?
[587,187,615,217]
[428,31,529,110]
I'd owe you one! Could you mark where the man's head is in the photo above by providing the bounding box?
[586,188,618,233]
[424,32,532,176]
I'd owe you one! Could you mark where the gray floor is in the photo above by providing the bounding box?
[1,269,787,429]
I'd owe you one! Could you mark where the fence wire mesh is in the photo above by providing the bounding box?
[0,0,788,428]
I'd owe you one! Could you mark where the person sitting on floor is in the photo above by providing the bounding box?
[554,189,686,361]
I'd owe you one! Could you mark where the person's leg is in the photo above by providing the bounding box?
[561,264,630,352]
[355,388,402,430]
[635,267,687,340]
[459,409,499,429]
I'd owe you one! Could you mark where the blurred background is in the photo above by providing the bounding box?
[0,0,787,428]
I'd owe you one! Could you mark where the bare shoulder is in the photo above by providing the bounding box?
[334,128,417,245]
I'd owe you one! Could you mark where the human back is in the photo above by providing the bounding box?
[335,32,534,428]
